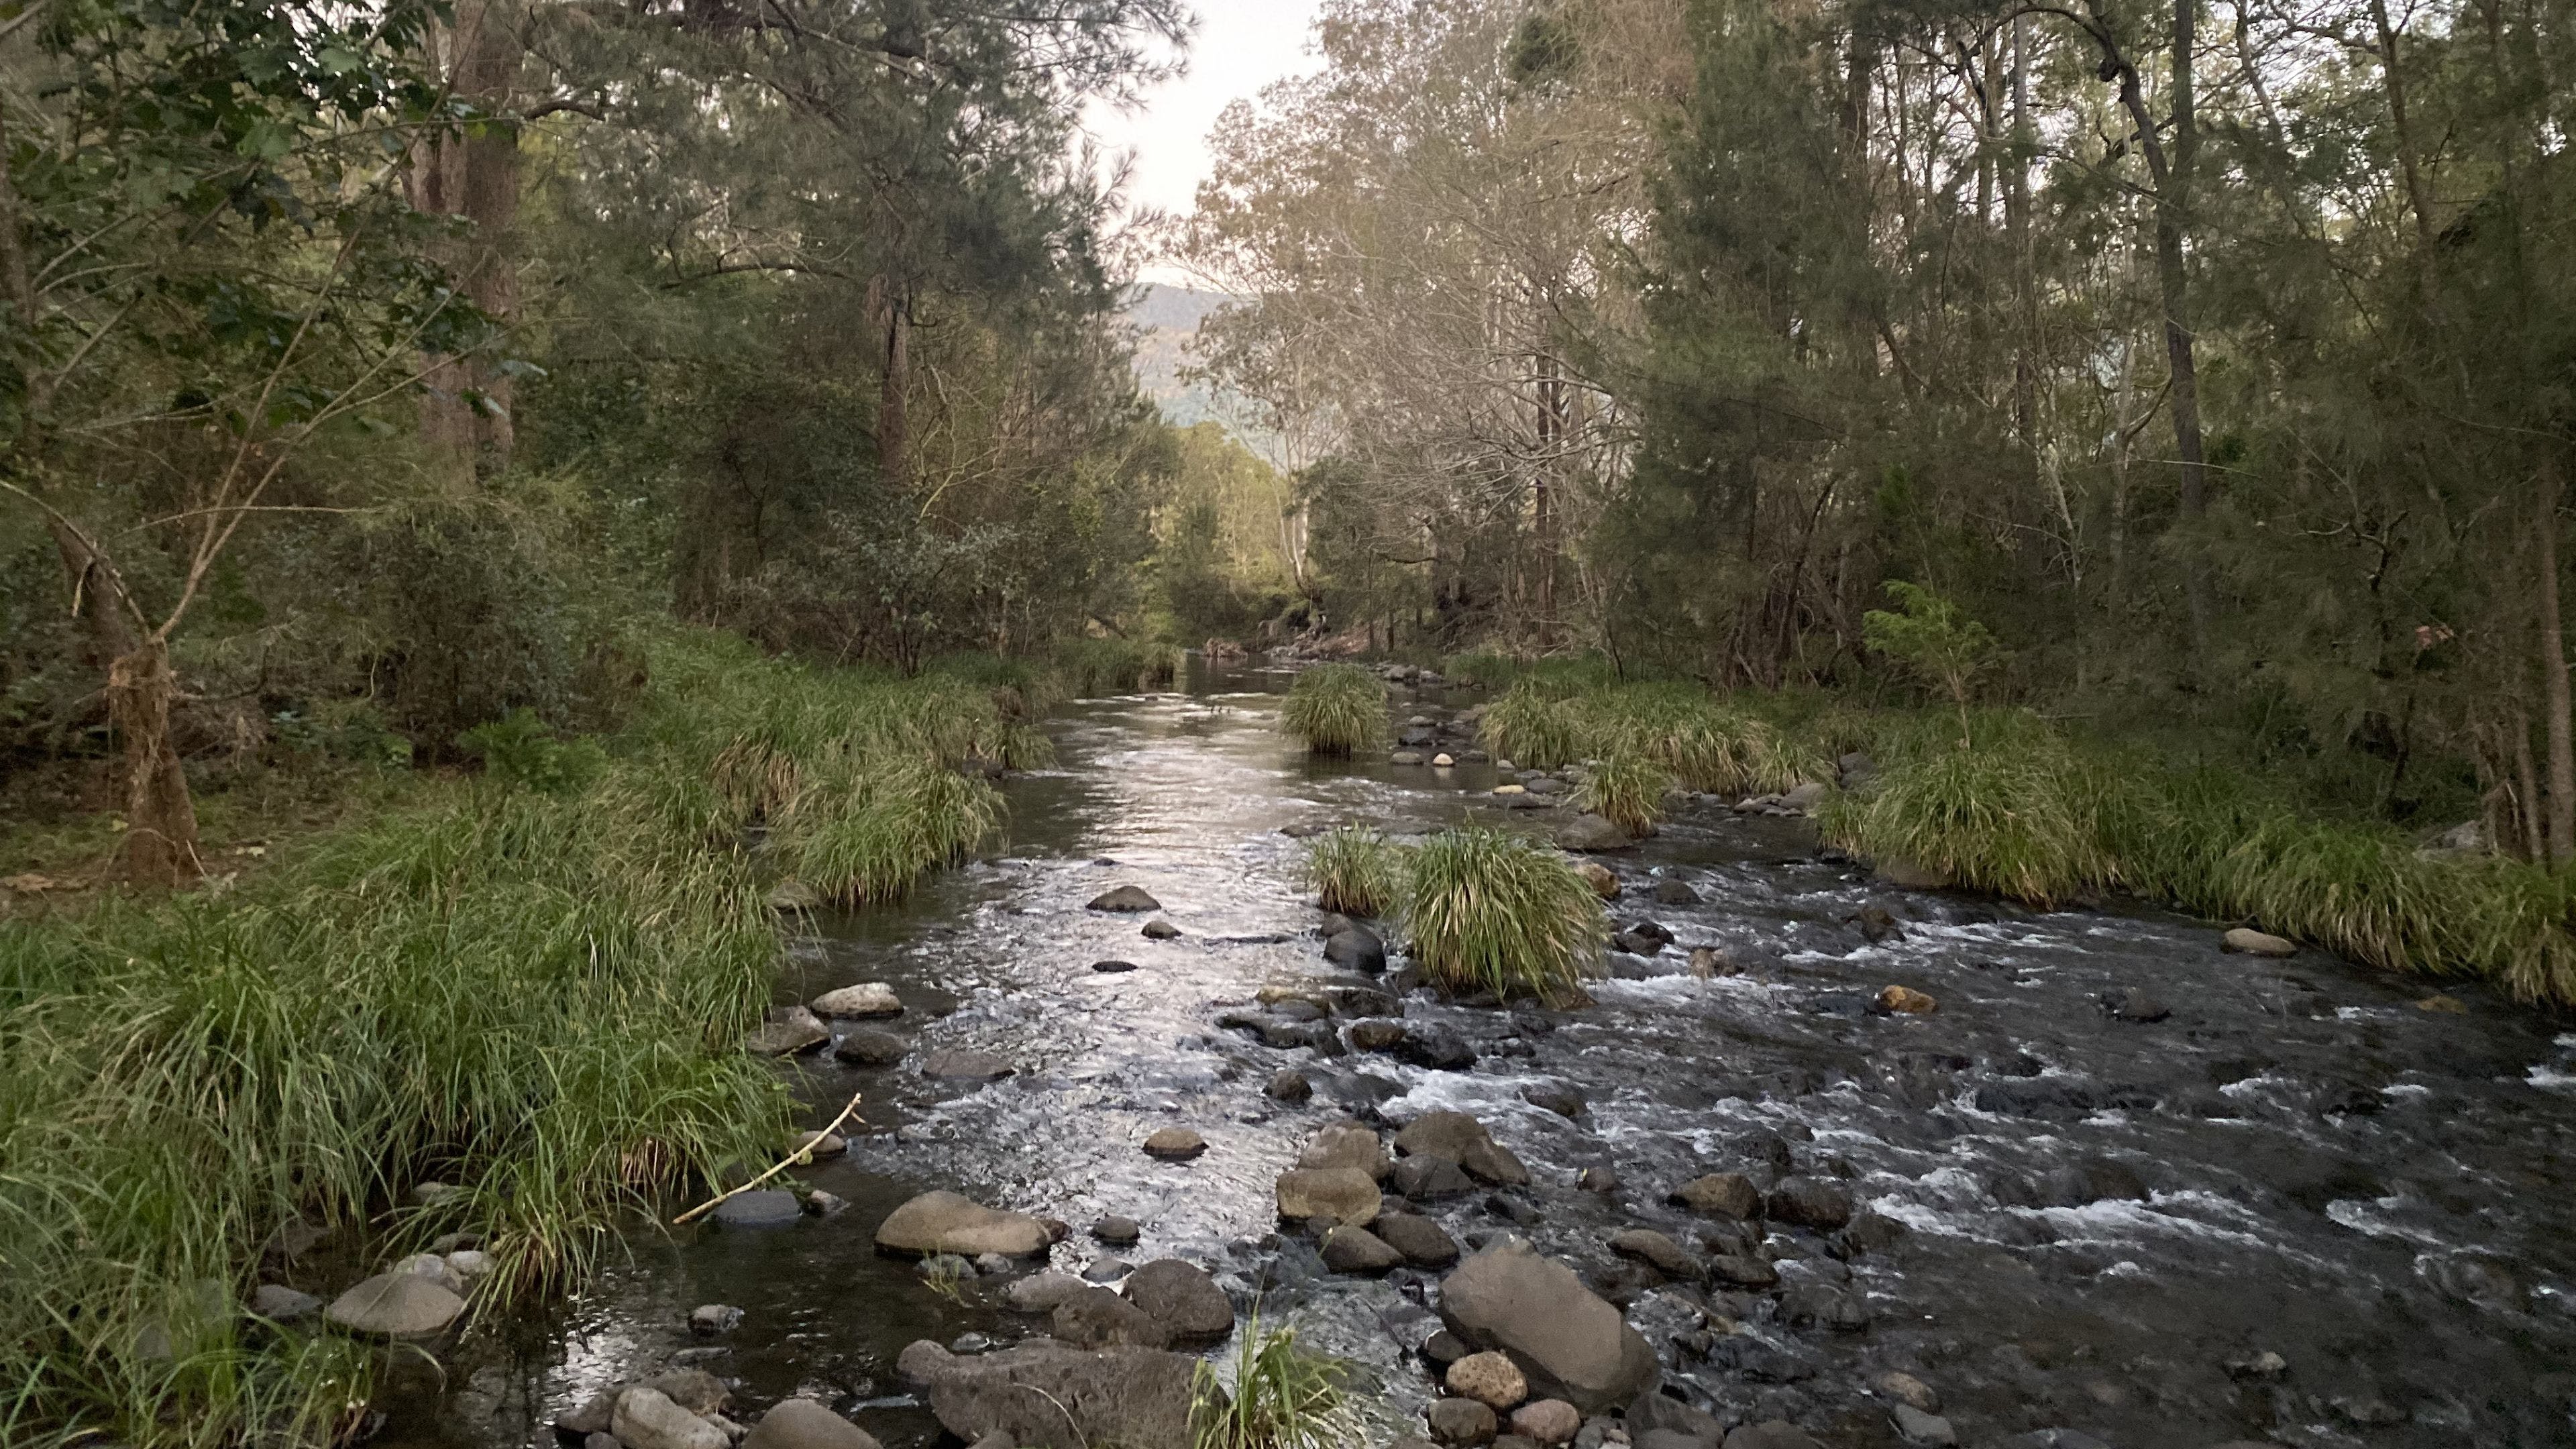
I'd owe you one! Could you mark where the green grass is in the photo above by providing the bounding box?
[1191,1313,1356,1449]
[0,625,1025,1448]
[1279,665,1386,755]
[1300,826,1405,917]
[1818,711,2117,907]
[1401,826,1606,1003]
[1051,637,1183,697]
[1478,678,1826,794]
[1575,755,1670,835]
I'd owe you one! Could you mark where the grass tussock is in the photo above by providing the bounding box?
[1479,678,1825,794]
[1301,826,1407,917]
[1574,755,1671,836]
[1051,636,1184,698]
[1280,664,1387,755]
[1401,826,1606,1003]
[0,625,1022,1448]
[1191,1314,1356,1449]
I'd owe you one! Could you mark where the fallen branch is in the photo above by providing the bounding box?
[672,1089,863,1226]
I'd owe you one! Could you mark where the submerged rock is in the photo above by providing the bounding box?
[1142,1127,1206,1161]
[920,1050,1015,1081]
[1438,1237,1659,1411]
[1326,926,1388,973]
[1087,885,1161,912]
[903,1338,1201,1449]
[875,1191,1052,1258]
[832,1026,908,1066]
[1265,1069,1314,1102]
[612,1387,727,1449]
[712,1190,803,1228]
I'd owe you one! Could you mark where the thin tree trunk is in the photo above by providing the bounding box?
[2540,451,2574,864]
[879,284,911,490]
[107,639,201,888]
[2514,704,2547,861]
[2009,16,2036,454]
[407,0,521,486]
[1534,347,1560,643]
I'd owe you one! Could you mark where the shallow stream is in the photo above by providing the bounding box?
[378,663,2576,1449]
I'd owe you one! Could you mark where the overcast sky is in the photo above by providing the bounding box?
[1081,1,1330,288]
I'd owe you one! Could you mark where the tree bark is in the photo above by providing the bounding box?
[107,639,202,888]
[2540,450,2573,865]
[1534,347,1562,643]
[878,280,911,490]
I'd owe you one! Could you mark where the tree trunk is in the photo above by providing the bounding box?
[107,639,202,888]
[407,0,523,486]
[2540,451,2573,864]
[879,283,911,490]
[2513,704,2546,861]
[1534,347,1561,643]
[2008,16,2036,455]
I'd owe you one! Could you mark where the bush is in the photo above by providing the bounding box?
[1280,664,1385,755]
[1301,826,1405,916]
[1401,826,1605,1002]
[1052,637,1183,697]
[1819,712,2117,907]
[1575,755,1670,835]
[458,708,610,795]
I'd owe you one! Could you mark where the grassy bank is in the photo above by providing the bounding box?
[1458,665,2576,1006]
[0,629,1051,1447]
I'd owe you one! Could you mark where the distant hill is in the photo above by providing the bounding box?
[1124,282,1273,449]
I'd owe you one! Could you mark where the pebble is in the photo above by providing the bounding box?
[1891,1405,1956,1447]
[1429,1397,1500,1445]
[1091,959,1140,973]
[1092,1216,1142,1246]
[1142,1127,1207,1161]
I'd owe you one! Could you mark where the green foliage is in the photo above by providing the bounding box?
[1821,714,2118,907]
[1301,826,1406,917]
[1051,637,1185,697]
[1401,826,1605,1002]
[0,628,1017,1445]
[458,710,610,796]
[1575,756,1672,835]
[1479,678,1823,794]
[1862,582,2001,717]
[1191,1314,1356,1449]
[1280,665,1387,755]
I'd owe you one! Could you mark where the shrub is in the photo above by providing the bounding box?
[1052,637,1184,697]
[1575,755,1670,835]
[1192,1314,1355,1449]
[1301,826,1405,917]
[1280,664,1385,755]
[1402,826,1605,1002]
[458,708,610,795]
[1820,714,2116,906]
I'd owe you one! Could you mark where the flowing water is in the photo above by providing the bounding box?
[377,663,2576,1449]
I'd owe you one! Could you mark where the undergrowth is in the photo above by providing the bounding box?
[1280,664,1385,755]
[1401,826,1605,1003]
[0,626,1022,1448]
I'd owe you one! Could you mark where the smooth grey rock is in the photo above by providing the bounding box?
[1051,1287,1173,1348]
[1376,1212,1462,1267]
[251,1284,321,1321]
[1607,1230,1697,1280]
[1322,1226,1405,1274]
[1091,1216,1142,1246]
[323,1272,465,1338]
[832,1026,908,1066]
[611,1387,727,1449]
[742,1399,882,1449]
[1890,1405,1955,1447]
[810,982,902,1018]
[747,1006,830,1056]
[1005,1273,1089,1313]
[1438,1237,1658,1411]
[1553,814,1633,852]
[1124,1258,1234,1343]
[875,1191,1052,1258]
[1326,926,1388,973]
[1765,1179,1852,1231]
[1142,917,1182,940]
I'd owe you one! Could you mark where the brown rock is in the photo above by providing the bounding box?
[1669,1173,1763,1220]
[1275,1167,1381,1226]
[1300,1124,1391,1180]
[1142,1127,1206,1161]
[1428,1398,1499,1446]
[2222,926,2296,957]
[1876,985,1938,1014]
[1447,1351,1529,1410]
[1574,862,1620,900]
[1508,1401,1580,1446]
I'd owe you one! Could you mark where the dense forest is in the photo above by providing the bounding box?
[2,0,2574,1446]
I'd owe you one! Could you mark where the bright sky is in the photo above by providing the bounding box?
[1082,1,1331,287]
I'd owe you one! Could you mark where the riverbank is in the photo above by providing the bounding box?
[0,629,1075,1448]
[1445,658,2576,1009]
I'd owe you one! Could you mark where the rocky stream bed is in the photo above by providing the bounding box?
[362,662,2576,1449]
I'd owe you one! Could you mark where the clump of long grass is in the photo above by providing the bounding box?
[1279,665,1386,755]
[1440,649,1525,689]
[1575,755,1670,835]
[1820,711,2118,906]
[1191,1313,1356,1449]
[1401,826,1605,1002]
[1301,826,1407,917]
[0,624,1031,1447]
[1477,678,1822,795]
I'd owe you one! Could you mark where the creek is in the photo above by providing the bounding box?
[376,663,2576,1449]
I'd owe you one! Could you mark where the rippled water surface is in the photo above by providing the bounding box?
[378,664,2576,1449]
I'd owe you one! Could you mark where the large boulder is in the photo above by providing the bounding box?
[1275,1168,1381,1227]
[875,1191,1052,1258]
[1437,1238,1658,1411]
[1123,1258,1235,1344]
[1395,1112,1529,1186]
[611,1387,728,1449]
[903,1338,1203,1449]
[323,1271,464,1338]
[741,1399,882,1449]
